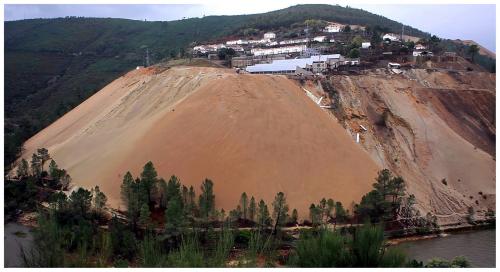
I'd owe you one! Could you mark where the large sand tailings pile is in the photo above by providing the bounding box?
[21,66,379,215]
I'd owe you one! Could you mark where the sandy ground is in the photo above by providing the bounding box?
[18,66,379,217]
[328,69,495,225]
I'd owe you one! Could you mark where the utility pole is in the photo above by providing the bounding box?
[401,25,405,42]
[146,48,150,67]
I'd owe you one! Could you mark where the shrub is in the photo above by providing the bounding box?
[288,229,350,267]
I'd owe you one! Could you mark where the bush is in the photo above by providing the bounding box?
[426,257,451,267]
[450,256,471,268]
[288,229,350,267]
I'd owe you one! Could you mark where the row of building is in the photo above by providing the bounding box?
[244,54,360,75]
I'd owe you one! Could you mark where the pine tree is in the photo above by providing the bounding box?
[257,199,271,228]
[158,178,168,209]
[60,170,72,191]
[30,153,42,177]
[48,159,59,178]
[17,158,29,178]
[291,209,299,224]
[327,198,335,220]
[248,196,257,222]
[140,161,158,205]
[272,192,289,234]
[165,195,184,234]
[182,185,189,207]
[335,201,347,225]
[240,192,248,220]
[37,148,51,172]
[69,187,92,216]
[318,198,327,225]
[121,172,140,224]
[188,185,197,216]
[166,175,181,205]
[309,204,320,226]
[139,203,151,226]
[199,179,215,220]
[93,185,107,212]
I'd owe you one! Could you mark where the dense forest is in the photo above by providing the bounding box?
[4,4,431,167]
[6,149,477,267]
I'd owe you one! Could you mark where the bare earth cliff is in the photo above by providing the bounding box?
[318,68,495,225]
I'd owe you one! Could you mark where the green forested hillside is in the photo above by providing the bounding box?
[4,4,429,167]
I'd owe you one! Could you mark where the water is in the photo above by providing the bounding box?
[4,223,34,267]
[396,229,496,268]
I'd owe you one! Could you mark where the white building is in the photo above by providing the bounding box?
[362,42,371,49]
[313,36,327,42]
[226,45,245,52]
[279,38,310,45]
[265,41,279,47]
[415,44,426,50]
[245,54,341,74]
[413,51,433,57]
[382,33,400,42]
[263,32,276,40]
[251,45,306,56]
[193,44,226,54]
[324,23,344,33]
[226,39,249,45]
[248,39,268,45]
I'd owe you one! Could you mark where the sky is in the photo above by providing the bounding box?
[4,3,496,52]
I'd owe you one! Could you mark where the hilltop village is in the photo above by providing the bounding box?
[190,21,455,76]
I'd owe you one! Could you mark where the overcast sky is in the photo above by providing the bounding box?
[4,3,496,52]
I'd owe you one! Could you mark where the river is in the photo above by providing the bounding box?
[4,222,496,267]
[395,229,496,267]
[4,223,34,267]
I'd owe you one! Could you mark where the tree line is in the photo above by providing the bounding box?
[11,154,471,267]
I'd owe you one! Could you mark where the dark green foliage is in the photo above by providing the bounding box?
[335,201,348,224]
[121,171,141,225]
[348,48,360,58]
[257,199,272,228]
[217,47,235,60]
[140,161,158,205]
[17,158,29,178]
[272,192,289,233]
[30,153,42,177]
[240,192,248,220]
[289,224,407,267]
[425,256,470,268]
[199,179,215,220]
[69,187,93,217]
[37,148,51,171]
[139,203,151,226]
[439,39,495,72]
[21,211,66,267]
[165,195,185,234]
[5,178,38,221]
[165,235,205,267]
[289,229,350,267]
[309,204,321,226]
[109,216,137,261]
[248,196,257,222]
[92,185,107,212]
[350,224,386,266]
[139,231,165,267]
[356,169,406,223]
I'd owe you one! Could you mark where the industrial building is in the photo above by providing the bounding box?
[245,54,341,74]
